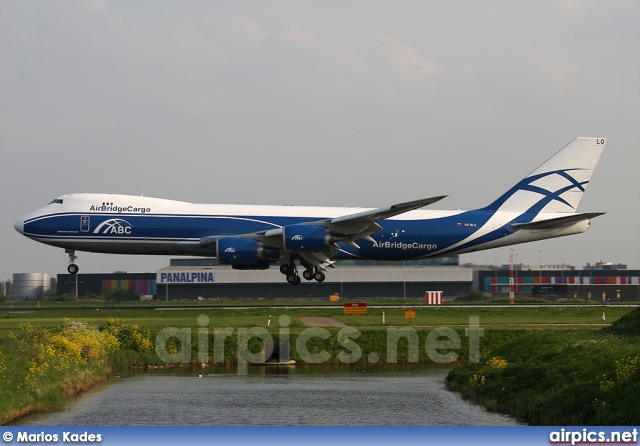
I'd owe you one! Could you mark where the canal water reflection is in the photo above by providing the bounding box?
[18,364,519,426]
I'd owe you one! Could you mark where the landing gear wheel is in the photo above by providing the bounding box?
[286,274,301,285]
[66,249,78,275]
[314,271,325,282]
[302,269,314,281]
[280,264,292,275]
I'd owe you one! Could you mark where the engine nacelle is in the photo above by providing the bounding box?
[283,224,332,252]
[216,238,278,266]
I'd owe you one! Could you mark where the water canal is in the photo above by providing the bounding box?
[16,364,519,426]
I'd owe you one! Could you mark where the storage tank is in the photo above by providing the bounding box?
[12,273,45,300]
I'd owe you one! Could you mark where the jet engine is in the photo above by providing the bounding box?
[282,224,333,252]
[216,238,279,268]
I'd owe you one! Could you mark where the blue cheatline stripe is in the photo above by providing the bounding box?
[22,208,545,260]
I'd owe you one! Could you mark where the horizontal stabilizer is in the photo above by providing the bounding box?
[511,212,605,230]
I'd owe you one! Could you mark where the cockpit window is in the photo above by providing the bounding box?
[48,199,64,205]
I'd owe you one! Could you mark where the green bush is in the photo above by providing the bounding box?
[446,315,640,425]
[0,318,160,424]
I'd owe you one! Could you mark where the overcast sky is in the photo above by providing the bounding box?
[1,0,639,279]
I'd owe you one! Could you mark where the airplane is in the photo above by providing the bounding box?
[14,137,606,285]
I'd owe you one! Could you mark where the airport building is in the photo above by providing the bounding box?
[44,258,640,303]
[56,272,156,300]
[57,265,473,300]
[475,266,640,302]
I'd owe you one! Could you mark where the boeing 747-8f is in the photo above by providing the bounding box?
[14,137,606,284]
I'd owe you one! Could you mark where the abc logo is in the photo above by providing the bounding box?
[93,219,133,235]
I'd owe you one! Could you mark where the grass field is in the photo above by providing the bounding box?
[0,304,634,336]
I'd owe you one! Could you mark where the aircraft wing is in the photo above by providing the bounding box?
[259,195,448,244]
[511,212,605,230]
[329,196,448,225]
[199,195,448,266]
[318,195,448,244]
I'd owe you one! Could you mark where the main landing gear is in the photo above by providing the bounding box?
[66,249,79,274]
[279,262,326,285]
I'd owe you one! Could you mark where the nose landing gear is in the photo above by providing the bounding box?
[66,249,79,274]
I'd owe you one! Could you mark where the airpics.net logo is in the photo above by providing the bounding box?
[549,428,638,446]
[93,219,132,235]
[153,314,485,375]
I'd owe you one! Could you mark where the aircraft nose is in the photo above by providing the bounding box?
[14,217,24,234]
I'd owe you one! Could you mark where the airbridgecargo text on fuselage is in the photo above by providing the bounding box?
[159,272,215,283]
[89,204,151,213]
[372,240,437,251]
